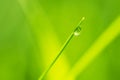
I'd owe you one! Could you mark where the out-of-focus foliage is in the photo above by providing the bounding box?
[0,0,120,80]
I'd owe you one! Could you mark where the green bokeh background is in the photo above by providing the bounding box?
[0,0,120,80]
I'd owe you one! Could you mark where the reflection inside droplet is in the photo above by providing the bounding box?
[74,26,81,36]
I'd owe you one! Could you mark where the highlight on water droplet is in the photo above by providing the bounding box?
[74,27,81,36]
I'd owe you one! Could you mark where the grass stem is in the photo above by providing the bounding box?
[39,17,85,80]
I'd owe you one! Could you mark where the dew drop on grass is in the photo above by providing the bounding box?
[74,26,81,36]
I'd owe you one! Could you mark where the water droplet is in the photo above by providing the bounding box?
[74,26,81,36]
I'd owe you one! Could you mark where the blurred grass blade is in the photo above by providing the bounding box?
[65,16,120,80]
[18,0,70,80]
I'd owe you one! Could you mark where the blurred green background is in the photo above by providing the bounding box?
[0,0,120,80]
